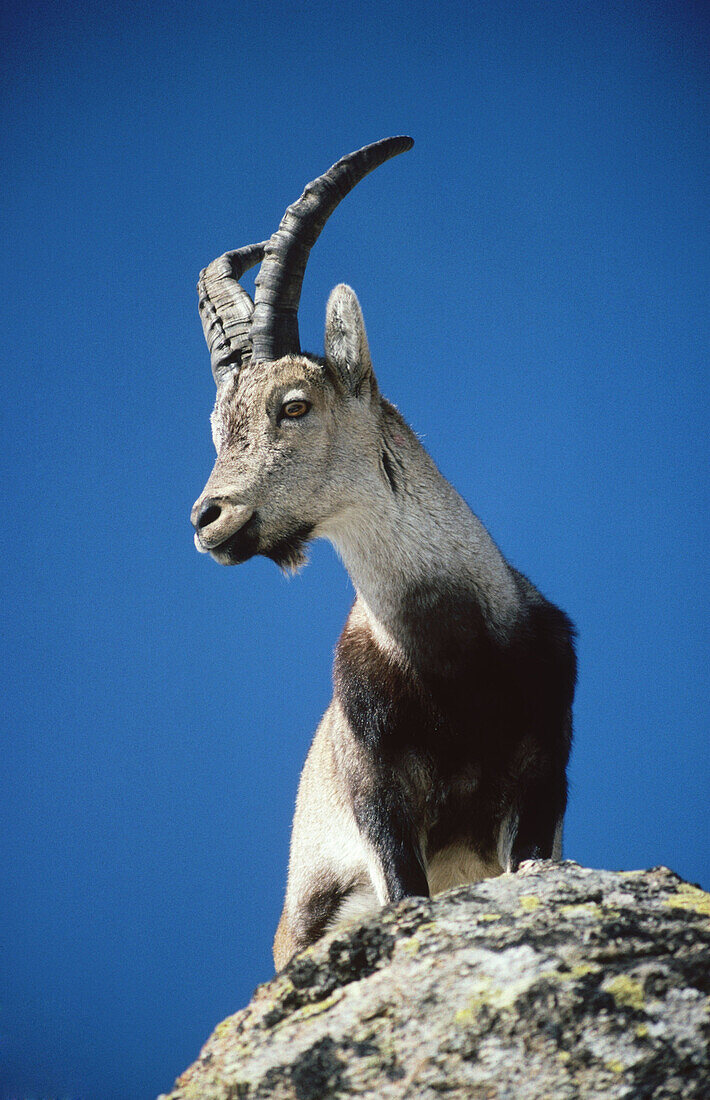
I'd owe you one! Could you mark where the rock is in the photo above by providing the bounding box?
[158,862,709,1099]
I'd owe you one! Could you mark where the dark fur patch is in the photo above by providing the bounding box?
[295,880,353,948]
[350,777,430,901]
[263,523,315,571]
[333,575,576,888]
[215,515,314,570]
[217,512,260,564]
[381,449,399,493]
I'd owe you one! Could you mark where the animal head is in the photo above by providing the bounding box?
[191,137,413,571]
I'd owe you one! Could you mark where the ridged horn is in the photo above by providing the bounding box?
[250,136,414,364]
[198,242,267,384]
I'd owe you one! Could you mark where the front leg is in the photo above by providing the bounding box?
[506,767,568,872]
[334,611,430,903]
[351,772,429,904]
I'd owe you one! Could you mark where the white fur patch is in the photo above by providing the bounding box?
[328,883,380,934]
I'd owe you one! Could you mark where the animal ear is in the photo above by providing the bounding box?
[324,285,373,396]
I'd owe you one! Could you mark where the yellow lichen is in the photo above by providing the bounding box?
[455,969,540,1023]
[292,990,343,1021]
[635,1024,649,1039]
[398,921,436,956]
[557,1051,571,1063]
[607,1060,625,1074]
[455,989,493,1024]
[540,969,566,984]
[604,975,645,1011]
[519,894,540,911]
[571,962,599,978]
[213,1014,239,1039]
[560,902,604,919]
[663,883,710,917]
[478,912,503,921]
[400,937,421,956]
[539,963,600,985]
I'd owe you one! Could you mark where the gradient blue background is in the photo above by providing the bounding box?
[2,2,707,1098]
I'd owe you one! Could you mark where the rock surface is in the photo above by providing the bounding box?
[159,862,709,1099]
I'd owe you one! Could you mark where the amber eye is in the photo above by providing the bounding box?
[281,399,310,420]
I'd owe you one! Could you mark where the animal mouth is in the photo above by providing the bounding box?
[207,513,260,565]
[204,515,315,571]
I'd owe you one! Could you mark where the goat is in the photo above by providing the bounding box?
[190,137,576,971]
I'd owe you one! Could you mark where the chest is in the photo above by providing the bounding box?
[335,620,533,768]
[334,593,574,769]
[333,617,553,856]
[397,746,513,859]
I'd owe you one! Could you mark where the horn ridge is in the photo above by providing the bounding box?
[197,241,267,384]
[251,136,413,363]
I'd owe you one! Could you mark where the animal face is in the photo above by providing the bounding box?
[190,138,414,572]
[191,288,381,571]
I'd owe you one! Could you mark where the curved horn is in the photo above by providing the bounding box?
[198,241,267,385]
[250,136,413,364]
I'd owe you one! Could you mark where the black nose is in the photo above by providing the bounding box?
[194,499,222,531]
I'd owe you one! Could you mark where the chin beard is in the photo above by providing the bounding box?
[208,516,314,571]
[263,524,315,574]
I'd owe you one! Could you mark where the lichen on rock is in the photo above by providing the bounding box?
[158,862,709,1099]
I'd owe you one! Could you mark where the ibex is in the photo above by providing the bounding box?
[190,137,576,971]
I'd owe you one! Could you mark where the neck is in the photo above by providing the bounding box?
[322,402,520,662]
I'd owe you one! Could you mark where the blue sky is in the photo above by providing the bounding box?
[1,2,707,1098]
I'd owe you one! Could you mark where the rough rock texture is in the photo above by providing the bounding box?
[159,862,709,1099]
